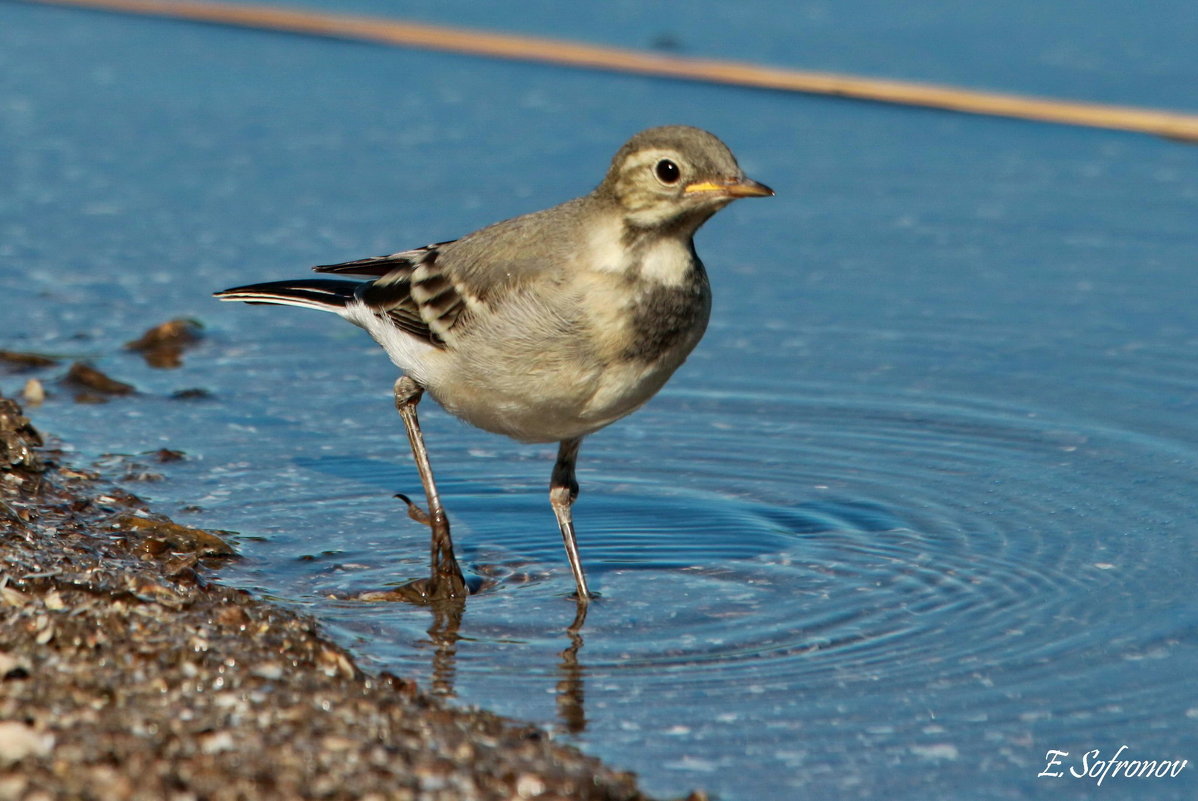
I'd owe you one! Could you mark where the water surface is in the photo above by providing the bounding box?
[2,2,1196,799]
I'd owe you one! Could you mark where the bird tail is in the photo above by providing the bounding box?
[213,279,359,313]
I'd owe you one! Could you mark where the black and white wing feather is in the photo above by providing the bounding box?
[312,241,454,277]
[313,241,476,346]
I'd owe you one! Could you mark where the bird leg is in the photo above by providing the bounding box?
[550,437,591,601]
[394,375,467,600]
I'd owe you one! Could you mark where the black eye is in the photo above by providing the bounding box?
[654,159,680,184]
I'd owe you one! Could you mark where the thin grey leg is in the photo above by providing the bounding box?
[394,375,467,599]
[550,437,591,601]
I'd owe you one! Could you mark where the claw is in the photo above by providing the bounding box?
[394,492,432,525]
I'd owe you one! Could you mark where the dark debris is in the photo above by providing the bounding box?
[125,318,204,369]
[0,351,59,373]
[62,361,136,402]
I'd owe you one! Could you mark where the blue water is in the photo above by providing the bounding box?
[2,2,1197,799]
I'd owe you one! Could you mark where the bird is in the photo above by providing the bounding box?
[215,125,772,603]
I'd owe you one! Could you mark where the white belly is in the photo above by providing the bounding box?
[429,341,692,443]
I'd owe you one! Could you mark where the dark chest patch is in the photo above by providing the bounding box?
[621,265,711,362]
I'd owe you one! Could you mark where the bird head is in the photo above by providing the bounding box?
[598,125,773,234]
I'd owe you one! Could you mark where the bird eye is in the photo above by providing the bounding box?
[654,159,681,185]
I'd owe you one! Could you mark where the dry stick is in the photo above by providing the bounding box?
[22,0,1198,143]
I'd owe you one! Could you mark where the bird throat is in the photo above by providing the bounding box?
[617,224,700,288]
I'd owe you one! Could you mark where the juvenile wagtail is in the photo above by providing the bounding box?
[216,125,772,602]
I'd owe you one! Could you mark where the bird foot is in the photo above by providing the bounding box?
[351,578,469,605]
[392,493,469,600]
[395,492,432,526]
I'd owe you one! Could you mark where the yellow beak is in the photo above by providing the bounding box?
[684,177,775,198]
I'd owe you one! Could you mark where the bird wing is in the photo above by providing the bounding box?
[313,241,455,277]
[309,197,594,347]
[312,240,473,346]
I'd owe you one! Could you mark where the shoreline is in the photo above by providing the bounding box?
[0,392,688,800]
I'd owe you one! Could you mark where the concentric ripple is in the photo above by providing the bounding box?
[234,379,1197,800]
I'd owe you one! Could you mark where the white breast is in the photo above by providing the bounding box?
[636,238,694,286]
[584,220,693,287]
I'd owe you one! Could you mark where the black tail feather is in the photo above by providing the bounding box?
[214,279,359,312]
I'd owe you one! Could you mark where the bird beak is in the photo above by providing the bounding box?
[684,176,775,198]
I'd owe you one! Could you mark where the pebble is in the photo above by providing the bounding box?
[0,722,54,766]
[21,378,44,406]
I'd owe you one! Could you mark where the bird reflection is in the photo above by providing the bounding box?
[420,598,465,697]
[556,602,589,733]
[413,596,591,732]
